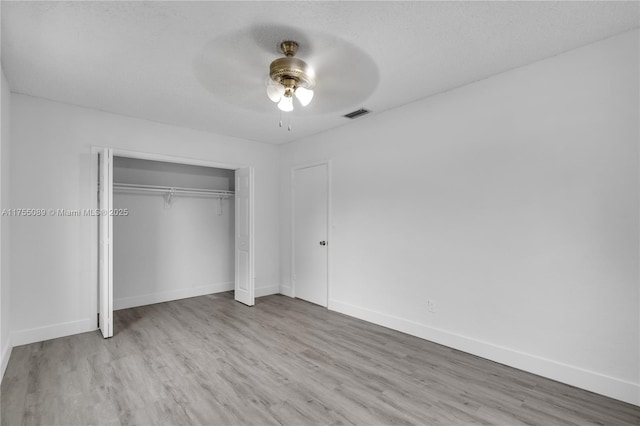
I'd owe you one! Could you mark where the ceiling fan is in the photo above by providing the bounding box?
[193,27,377,122]
[265,40,315,112]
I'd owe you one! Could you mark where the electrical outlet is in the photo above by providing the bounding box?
[427,299,436,314]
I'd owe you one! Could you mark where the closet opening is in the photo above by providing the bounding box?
[96,149,254,338]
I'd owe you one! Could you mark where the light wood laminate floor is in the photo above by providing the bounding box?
[2,292,639,425]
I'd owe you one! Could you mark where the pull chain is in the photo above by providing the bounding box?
[276,111,293,131]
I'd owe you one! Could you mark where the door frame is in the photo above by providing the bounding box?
[97,148,113,337]
[290,160,332,307]
[90,147,255,335]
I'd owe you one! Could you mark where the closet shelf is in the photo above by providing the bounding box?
[113,183,235,198]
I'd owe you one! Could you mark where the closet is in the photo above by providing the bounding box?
[112,156,235,312]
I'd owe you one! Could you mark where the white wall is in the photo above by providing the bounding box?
[113,158,235,309]
[0,67,12,378]
[9,95,280,345]
[279,30,640,405]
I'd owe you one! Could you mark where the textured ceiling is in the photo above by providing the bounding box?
[2,1,638,144]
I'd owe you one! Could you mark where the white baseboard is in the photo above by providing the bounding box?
[114,282,234,311]
[10,283,270,349]
[1,337,12,382]
[328,299,640,407]
[11,318,96,347]
[279,285,293,297]
[255,285,280,298]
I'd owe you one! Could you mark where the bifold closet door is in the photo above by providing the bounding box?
[234,167,254,306]
[98,148,113,338]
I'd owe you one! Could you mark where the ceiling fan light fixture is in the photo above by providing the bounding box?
[294,86,314,106]
[266,83,285,103]
[277,95,293,112]
[267,40,315,111]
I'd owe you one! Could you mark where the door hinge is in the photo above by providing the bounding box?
[97,313,99,327]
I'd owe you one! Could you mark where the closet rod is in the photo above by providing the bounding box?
[113,183,234,197]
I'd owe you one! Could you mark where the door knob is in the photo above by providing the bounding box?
[319,241,327,246]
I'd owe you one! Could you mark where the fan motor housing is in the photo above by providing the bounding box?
[269,57,315,90]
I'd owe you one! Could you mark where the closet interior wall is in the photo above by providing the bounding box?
[113,157,235,310]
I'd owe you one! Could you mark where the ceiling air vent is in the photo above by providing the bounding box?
[343,108,370,119]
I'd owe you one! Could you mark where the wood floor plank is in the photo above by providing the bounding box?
[2,292,639,425]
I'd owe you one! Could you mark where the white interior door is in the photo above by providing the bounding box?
[98,148,113,338]
[235,167,254,306]
[293,163,329,307]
